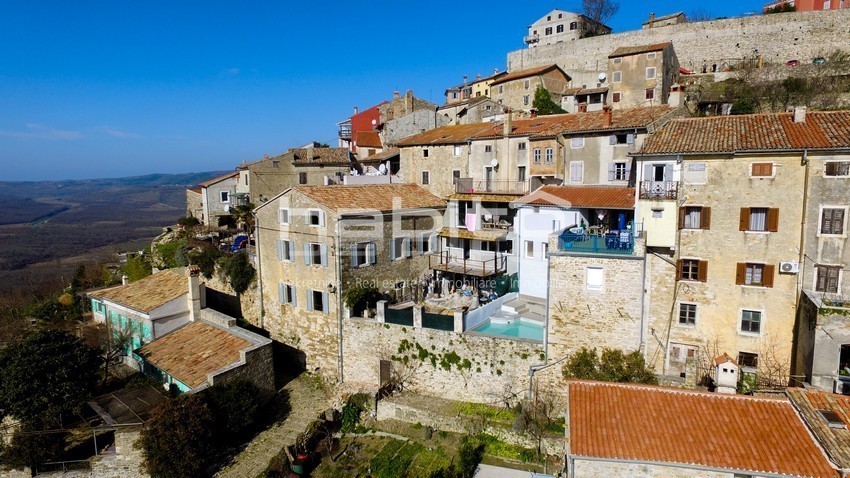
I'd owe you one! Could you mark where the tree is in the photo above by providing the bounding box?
[562,346,658,384]
[138,394,217,478]
[1,420,68,470]
[582,0,618,37]
[218,251,255,295]
[123,253,152,282]
[204,379,261,436]
[0,329,100,423]
[688,9,713,22]
[230,203,256,232]
[100,320,136,385]
[532,86,566,116]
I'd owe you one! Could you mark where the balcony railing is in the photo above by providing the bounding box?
[558,231,635,255]
[524,34,539,44]
[428,252,507,277]
[338,126,352,139]
[455,178,528,195]
[639,181,678,200]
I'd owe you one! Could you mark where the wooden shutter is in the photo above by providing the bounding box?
[291,286,297,307]
[735,263,747,285]
[739,208,750,231]
[678,207,686,230]
[676,259,683,280]
[320,244,328,267]
[698,261,708,282]
[390,238,396,259]
[767,208,780,232]
[643,164,652,181]
[828,267,840,293]
[701,207,712,229]
[304,243,311,265]
[403,237,411,257]
[816,267,827,291]
[306,290,313,311]
[836,209,846,234]
[288,240,295,261]
[351,244,359,267]
[608,162,616,181]
[609,135,617,145]
[322,292,330,315]
[367,242,377,264]
[278,283,285,303]
[763,264,775,288]
[664,164,674,181]
[626,133,635,145]
[277,240,283,261]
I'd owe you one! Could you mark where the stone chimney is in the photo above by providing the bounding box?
[530,108,538,119]
[494,68,499,75]
[353,106,358,115]
[603,105,613,127]
[393,91,400,100]
[503,108,512,136]
[648,12,655,27]
[187,266,202,322]
[793,106,807,124]
[477,74,482,80]
[121,274,129,285]
[405,90,413,112]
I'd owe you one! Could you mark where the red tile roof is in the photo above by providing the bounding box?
[199,171,238,187]
[292,184,445,213]
[569,381,837,478]
[396,123,495,146]
[515,186,635,209]
[91,268,188,314]
[609,42,672,58]
[290,147,352,165]
[353,131,382,148]
[489,64,571,86]
[787,388,850,470]
[637,111,850,155]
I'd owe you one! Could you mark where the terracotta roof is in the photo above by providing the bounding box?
[515,186,635,209]
[137,321,252,389]
[568,381,837,478]
[576,87,609,95]
[360,148,399,163]
[290,147,352,165]
[437,227,508,241]
[188,188,202,194]
[91,269,187,314]
[292,184,445,213]
[715,353,738,366]
[199,171,238,188]
[788,388,850,470]
[446,193,524,203]
[472,106,674,139]
[609,42,672,58]
[353,131,382,148]
[638,111,850,155]
[489,64,571,86]
[396,123,495,146]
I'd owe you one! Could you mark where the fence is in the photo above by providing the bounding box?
[464,292,518,331]
[385,306,414,326]
[422,312,454,331]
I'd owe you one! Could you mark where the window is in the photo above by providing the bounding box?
[499,85,503,94]
[571,137,584,149]
[524,80,530,89]
[815,265,841,293]
[451,92,458,99]
[518,166,526,182]
[586,267,604,291]
[558,13,562,18]
[296,171,307,184]
[417,233,437,255]
[278,208,290,224]
[556,24,564,33]
[569,21,577,30]
[276,239,294,262]
[612,71,622,83]
[611,133,633,145]
[525,240,534,259]
[570,161,584,182]
[612,57,622,64]
[423,149,429,157]
[452,169,461,184]
[736,263,775,287]
[589,94,602,105]
[646,67,656,79]
[679,206,711,229]
[279,283,296,306]
[220,191,230,203]
[545,27,552,35]
[825,161,850,177]
[545,148,554,163]
[677,259,707,282]
[542,242,549,259]
[739,207,779,232]
[484,145,493,153]
[547,15,551,20]
[308,289,328,314]
[518,142,527,151]
[612,162,629,181]
[647,52,657,60]
[678,303,697,325]
[523,95,530,105]
[821,207,846,235]
[751,162,773,177]
[533,148,542,164]
[453,145,461,156]
[612,92,621,103]
[351,242,376,267]
[390,236,411,260]
[645,88,655,100]
[307,210,324,226]
[271,161,279,169]
[499,239,514,255]
[738,351,759,369]
[740,310,762,334]
[421,171,430,185]
[304,242,326,266]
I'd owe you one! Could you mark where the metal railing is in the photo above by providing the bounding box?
[558,231,635,255]
[338,125,352,139]
[639,180,678,200]
[428,252,507,276]
[455,178,528,195]
[524,34,539,44]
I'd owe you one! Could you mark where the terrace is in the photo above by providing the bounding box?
[558,229,636,255]
[455,178,528,196]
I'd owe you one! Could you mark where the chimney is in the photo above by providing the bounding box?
[121,274,129,285]
[578,102,588,113]
[648,12,655,27]
[405,90,413,112]
[503,108,513,136]
[530,108,538,119]
[494,68,499,75]
[477,74,482,80]
[353,106,358,115]
[187,266,202,322]
[603,105,613,127]
[793,106,807,124]
[393,91,400,100]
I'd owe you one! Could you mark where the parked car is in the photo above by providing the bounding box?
[813,57,827,65]
[785,59,800,67]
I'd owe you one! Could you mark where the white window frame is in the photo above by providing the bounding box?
[677,302,698,326]
[570,161,584,182]
[523,95,530,106]
[613,57,622,64]
[748,207,769,232]
[351,242,377,267]
[533,148,542,164]
[518,142,527,151]
[484,145,493,153]
[647,52,657,60]
[612,71,622,83]
[391,236,412,260]
[280,283,296,306]
[613,161,629,181]
[524,79,531,89]
[571,137,584,149]
[421,170,430,185]
[545,148,554,164]
[278,208,290,225]
[824,161,850,178]
[305,242,326,266]
[306,209,325,227]
[220,191,230,203]
[819,205,848,237]
[683,162,708,185]
[586,267,604,291]
[453,145,462,157]
[277,239,294,262]
[524,240,534,259]
[541,242,549,259]
[739,308,763,336]
[646,67,656,80]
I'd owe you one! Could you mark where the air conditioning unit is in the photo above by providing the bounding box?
[779,261,800,274]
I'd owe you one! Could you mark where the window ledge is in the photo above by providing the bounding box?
[738,331,761,338]
[817,234,847,239]
[741,285,769,289]
[744,230,771,235]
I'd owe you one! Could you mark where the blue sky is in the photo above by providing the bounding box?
[0,1,766,181]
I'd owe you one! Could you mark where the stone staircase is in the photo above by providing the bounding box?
[490,295,545,323]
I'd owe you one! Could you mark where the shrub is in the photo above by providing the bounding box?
[218,252,255,295]
[187,245,223,279]
[342,283,380,315]
[562,346,658,384]
[177,215,200,227]
[204,379,261,436]
[138,394,217,478]
[340,393,370,433]
[532,85,566,115]
[122,253,152,282]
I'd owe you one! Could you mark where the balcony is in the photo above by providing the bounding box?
[455,178,528,195]
[524,34,539,44]
[338,125,352,140]
[639,180,678,200]
[558,230,635,255]
[428,252,507,277]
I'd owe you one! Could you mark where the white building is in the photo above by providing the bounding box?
[524,9,611,48]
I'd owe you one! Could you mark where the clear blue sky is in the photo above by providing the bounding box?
[0,0,766,181]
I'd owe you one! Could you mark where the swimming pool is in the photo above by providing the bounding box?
[470,318,544,341]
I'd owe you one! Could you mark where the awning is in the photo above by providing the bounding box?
[438,227,508,241]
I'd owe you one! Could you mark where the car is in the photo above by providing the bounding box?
[785,59,800,67]
[813,57,827,65]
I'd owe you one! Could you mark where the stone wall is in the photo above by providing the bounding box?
[508,9,850,76]
[90,429,147,478]
[570,459,733,478]
[185,189,203,220]
[400,144,470,199]
[342,317,544,404]
[383,109,450,147]
[796,292,850,391]
[211,340,276,396]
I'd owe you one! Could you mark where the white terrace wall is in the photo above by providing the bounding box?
[508,9,850,75]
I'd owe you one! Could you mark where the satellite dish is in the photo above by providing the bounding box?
[598,72,607,82]
[378,164,388,174]
[371,119,377,126]
[490,158,499,168]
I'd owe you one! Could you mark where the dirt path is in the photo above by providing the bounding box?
[216,374,333,478]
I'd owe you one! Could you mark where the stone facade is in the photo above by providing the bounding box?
[569,459,734,478]
[201,173,239,227]
[490,69,571,113]
[382,109,449,147]
[509,9,850,77]
[185,188,203,221]
[401,144,470,199]
[237,150,352,205]
[438,98,503,126]
[524,10,610,48]
[608,44,679,109]
[89,429,147,478]
[378,90,438,124]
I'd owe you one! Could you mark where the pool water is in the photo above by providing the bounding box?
[472,319,544,341]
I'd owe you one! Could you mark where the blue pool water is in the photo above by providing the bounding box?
[472,319,544,341]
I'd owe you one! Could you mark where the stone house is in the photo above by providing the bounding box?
[641,11,687,29]
[523,9,611,48]
[337,103,384,152]
[185,187,203,221]
[197,171,240,227]
[437,96,503,126]
[253,184,445,379]
[633,109,850,385]
[566,381,837,477]
[607,42,680,110]
[381,108,450,147]
[443,70,507,105]
[489,64,572,113]
[352,131,383,159]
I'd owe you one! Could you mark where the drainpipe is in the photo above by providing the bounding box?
[797,149,810,295]
[252,210,264,329]
[336,218,344,383]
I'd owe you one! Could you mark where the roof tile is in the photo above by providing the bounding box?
[489,64,571,86]
[92,269,187,314]
[516,186,635,209]
[353,131,382,148]
[609,42,672,58]
[292,184,445,213]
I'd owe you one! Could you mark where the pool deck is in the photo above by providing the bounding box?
[467,295,546,342]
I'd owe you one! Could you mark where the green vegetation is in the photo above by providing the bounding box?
[562,346,658,384]
[138,394,217,478]
[123,252,153,281]
[764,3,794,13]
[532,86,566,116]
[204,379,261,436]
[340,393,371,433]
[343,282,380,315]
[218,251,255,295]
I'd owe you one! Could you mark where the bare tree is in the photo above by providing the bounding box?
[99,320,136,384]
[582,0,619,37]
[688,9,713,22]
